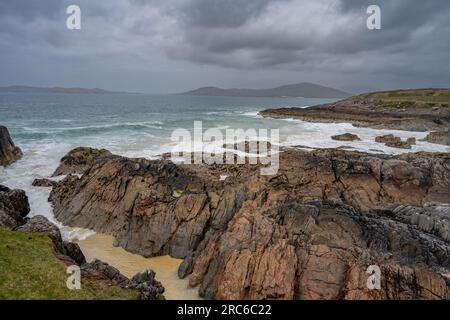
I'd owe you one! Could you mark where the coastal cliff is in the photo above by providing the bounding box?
[48,147,450,300]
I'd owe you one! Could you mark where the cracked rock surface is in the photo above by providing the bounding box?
[49,147,450,299]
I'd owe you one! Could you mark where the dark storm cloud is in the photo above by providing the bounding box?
[0,0,449,92]
[179,0,286,28]
[170,0,450,68]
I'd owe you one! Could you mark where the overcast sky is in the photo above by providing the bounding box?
[0,0,449,94]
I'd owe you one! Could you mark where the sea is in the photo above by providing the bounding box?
[0,92,447,239]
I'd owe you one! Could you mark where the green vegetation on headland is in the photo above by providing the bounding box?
[363,89,450,108]
[259,88,450,131]
[0,228,137,300]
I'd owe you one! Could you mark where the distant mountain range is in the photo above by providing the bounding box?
[180,82,351,98]
[0,85,137,94]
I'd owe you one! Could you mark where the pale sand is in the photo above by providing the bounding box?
[77,234,200,300]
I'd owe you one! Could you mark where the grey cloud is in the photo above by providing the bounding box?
[0,0,449,93]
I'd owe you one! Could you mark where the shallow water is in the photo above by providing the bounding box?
[77,234,200,300]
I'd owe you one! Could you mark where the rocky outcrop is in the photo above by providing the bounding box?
[422,130,450,146]
[52,146,112,176]
[0,185,87,265]
[81,260,165,300]
[48,147,450,300]
[15,215,86,265]
[0,125,22,166]
[0,185,30,228]
[0,183,165,300]
[331,133,360,142]
[32,178,58,188]
[375,134,416,149]
[260,89,450,131]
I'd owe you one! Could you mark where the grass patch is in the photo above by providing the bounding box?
[365,89,450,107]
[0,228,137,300]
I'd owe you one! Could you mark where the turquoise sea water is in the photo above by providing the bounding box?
[0,93,334,155]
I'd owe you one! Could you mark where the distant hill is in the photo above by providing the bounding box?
[180,83,350,98]
[0,85,137,94]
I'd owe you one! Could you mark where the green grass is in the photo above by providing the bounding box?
[365,89,450,107]
[0,228,137,300]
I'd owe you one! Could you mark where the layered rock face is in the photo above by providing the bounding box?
[0,126,22,166]
[49,147,450,300]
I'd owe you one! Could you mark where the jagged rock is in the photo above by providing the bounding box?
[0,125,22,166]
[81,260,165,300]
[343,262,449,299]
[52,146,112,176]
[422,130,450,146]
[16,215,86,265]
[130,269,165,300]
[407,137,417,145]
[375,134,413,149]
[0,185,30,228]
[48,147,450,300]
[81,259,130,286]
[331,133,360,141]
[32,178,58,188]
[17,215,61,242]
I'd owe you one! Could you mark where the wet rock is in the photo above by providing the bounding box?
[32,178,58,188]
[375,134,413,149]
[0,185,30,228]
[422,130,450,146]
[331,133,360,141]
[0,125,22,166]
[406,137,417,145]
[52,147,112,176]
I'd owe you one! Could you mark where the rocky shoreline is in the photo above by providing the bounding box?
[1,89,450,301]
[0,184,165,300]
[260,89,450,133]
[45,146,450,300]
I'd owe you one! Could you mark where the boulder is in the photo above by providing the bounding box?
[0,125,22,166]
[422,130,450,146]
[0,185,30,228]
[81,260,165,300]
[32,178,58,188]
[375,134,413,149]
[130,269,165,300]
[331,133,360,141]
